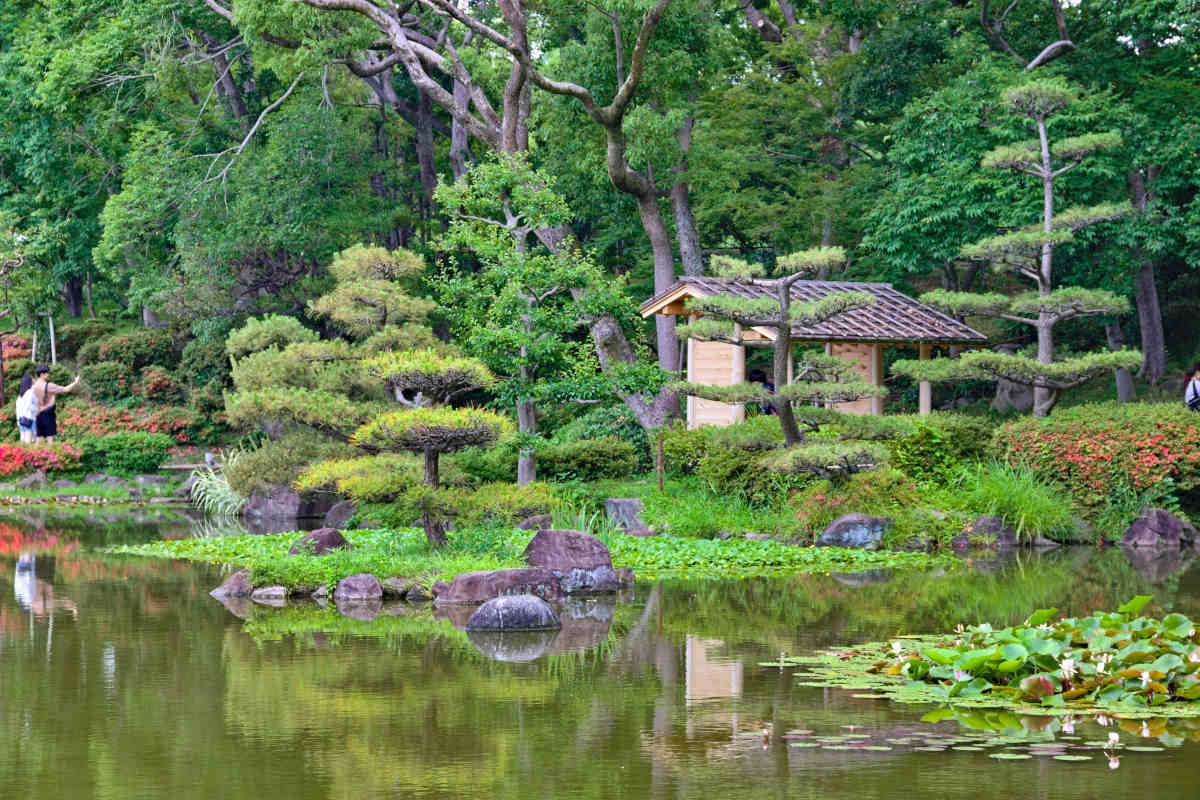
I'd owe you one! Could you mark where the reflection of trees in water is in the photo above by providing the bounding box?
[653,548,1200,651]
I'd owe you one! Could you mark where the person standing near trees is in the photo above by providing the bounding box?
[32,365,80,443]
[1186,364,1200,412]
[15,374,38,443]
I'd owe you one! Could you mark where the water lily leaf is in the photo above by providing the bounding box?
[996,659,1024,673]
[1001,643,1029,661]
[1118,596,1152,615]
[957,648,1001,671]
[1160,613,1195,638]
[1025,608,1059,627]
[923,648,958,665]
[921,708,958,723]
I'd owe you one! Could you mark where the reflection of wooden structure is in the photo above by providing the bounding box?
[640,277,987,427]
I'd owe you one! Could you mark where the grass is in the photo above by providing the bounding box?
[943,462,1080,541]
[0,478,183,503]
[111,522,954,589]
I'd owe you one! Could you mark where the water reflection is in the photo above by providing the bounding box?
[2,512,1200,799]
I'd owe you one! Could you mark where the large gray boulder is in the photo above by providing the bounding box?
[605,498,646,531]
[1121,508,1197,549]
[210,568,253,598]
[134,474,167,486]
[287,527,352,556]
[522,529,613,571]
[243,484,335,531]
[465,594,562,631]
[332,573,383,601]
[323,499,358,530]
[16,471,48,490]
[816,514,892,550]
[516,514,553,531]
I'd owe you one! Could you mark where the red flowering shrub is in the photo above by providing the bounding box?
[58,400,200,443]
[1,335,31,366]
[995,402,1200,509]
[95,330,177,369]
[81,362,135,401]
[139,365,185,403]
[0,443,82,477]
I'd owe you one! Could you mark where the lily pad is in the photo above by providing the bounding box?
[990,752,1032,760]
[1052,755,1093,762]
[1125,746,1165,752]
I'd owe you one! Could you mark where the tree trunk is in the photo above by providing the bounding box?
[449,77,472,180]
[424,448,440,488]
[420,511,448,548]
[670,182,702,276]
[1106,322,1135,403]
[62,278,84,318]
[516,398,537,485]
[415,90,438,235]
[773,331,800,445]
[1033,116,1056,417]
[636,193,680,373]
[1129,168,1167,384]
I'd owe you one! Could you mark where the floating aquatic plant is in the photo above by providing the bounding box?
[772,597,1200,718]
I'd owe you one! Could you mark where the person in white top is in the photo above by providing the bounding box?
[1186,363,1200,411]
[15,373,38,443]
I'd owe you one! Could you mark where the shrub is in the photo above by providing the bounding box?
[695,447,808,507]
[539,436,639,482]
[452,441,518,482]
[792,468,921,538]
[296,453,471,502]
[56,319,114,360]
[223,430,358,497]
[77,432,173,475]
[888,414,996,484]
[96,329,177,370]
[178,336,230,388]
[662,416,786,475]
[230,347,316,392]
[444,481,559,526]
[662,425,714,474]
[551,404,652,468]
[2,334,32,365]
[0,442,82,476]
[225,314,317,358]
[80,362,135,401]
[188,379,227,415]
[58,400,202,443]
[994,402,1200,510]
[138,365,185,403]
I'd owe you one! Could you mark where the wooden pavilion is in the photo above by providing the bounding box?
[640,277,988,428]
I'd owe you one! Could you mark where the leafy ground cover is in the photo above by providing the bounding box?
[770,598,1200,718]
[111,525,954,589]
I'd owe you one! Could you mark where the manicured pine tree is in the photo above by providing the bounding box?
[892,80,1140,416]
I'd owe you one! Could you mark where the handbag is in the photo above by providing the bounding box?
[17,416,34,428]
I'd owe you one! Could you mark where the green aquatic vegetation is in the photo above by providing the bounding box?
[773,597,1200,718]
[110,527,529,590]
[597,533,954,581]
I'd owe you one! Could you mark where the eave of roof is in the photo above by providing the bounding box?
[639,277,988,345]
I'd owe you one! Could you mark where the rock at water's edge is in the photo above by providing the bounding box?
[324,499,358,530]
[211,568,253,598]
[1122,508,1197,550]
[287,527,351,556]
[466,594,562,631]
[522,529,613,571]
[965,515,1019,548]
[816,514,891,550]
[332,573,383,601]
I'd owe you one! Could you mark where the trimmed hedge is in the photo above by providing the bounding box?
[995,402,1200,509]
[77,432,173,475]
[81,362,135,401]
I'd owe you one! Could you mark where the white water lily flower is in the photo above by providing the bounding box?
[1108,732,1120,746]
[1096,714,1110,727]
[1141,671,1152,688]
[954,670,970,682]
[1060,658,1076,681]
[1061,718,1075,735]
[891,642,903,656]
[1140,721,1151,738]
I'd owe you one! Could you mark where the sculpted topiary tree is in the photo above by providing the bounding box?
[352,351,508,547]
[892,81,1140,416]
[673,248,882,448]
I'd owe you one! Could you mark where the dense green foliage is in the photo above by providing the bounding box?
[77,432,173,475]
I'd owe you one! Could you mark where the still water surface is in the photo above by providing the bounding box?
[2,507,1200,799]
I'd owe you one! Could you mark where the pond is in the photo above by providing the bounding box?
[2,507,1200,799]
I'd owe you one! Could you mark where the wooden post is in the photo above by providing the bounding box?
[918,343,932,415]
[871,344,885,415]
[685,315,696,428]
[47,313,56,365]
[656,430,664,492]
[731,322,745,424]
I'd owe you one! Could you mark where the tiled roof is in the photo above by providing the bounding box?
[640,277,988,344]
